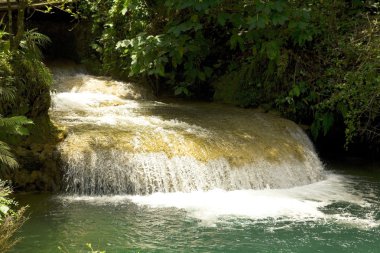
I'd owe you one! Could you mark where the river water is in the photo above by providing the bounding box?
[12,165,380,253]
[10,68,380,252]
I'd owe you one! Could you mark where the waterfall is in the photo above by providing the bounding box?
[50,67,325,195]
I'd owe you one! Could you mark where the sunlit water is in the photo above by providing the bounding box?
[10,67,380,252]
[12,165,380,253]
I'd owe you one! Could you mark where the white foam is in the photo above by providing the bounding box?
[60,174,379,228]
[51,92,137,111]
[61,152,325,195]
[52,72,152,100]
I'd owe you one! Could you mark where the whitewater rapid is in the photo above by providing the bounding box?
[48,66,380,229]
[50,68,325,195]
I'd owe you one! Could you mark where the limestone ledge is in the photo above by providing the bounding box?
[4,122,67,192]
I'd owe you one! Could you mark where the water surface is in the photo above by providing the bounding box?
[12,163,380,253]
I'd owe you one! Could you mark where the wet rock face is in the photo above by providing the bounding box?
[6,142,62,191]
[1,118,67,192]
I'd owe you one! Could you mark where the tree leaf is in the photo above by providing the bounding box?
[322,113,334,135]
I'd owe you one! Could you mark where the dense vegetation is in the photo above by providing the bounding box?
[1,0,61,190]
[66,0,379,152]
[0,5,53,251]
[0,181,27,253]
[0,53,29,252]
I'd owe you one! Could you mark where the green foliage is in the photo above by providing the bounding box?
[0,49,14,106]
[313,62,380,146]
[58,243,106,253]
[85,243,106,253]
[19,29,51,60]
[264,0,380,148]
[0,16,35,252]
[0,116,33,137]
[305,1,380,147]
[0,57,33,171]
[0,24,52,118]
[0,141,18,170]
[0,182,15,221]
[0,115,33,172]
[0,181,27,253]
[75,0,380,149]
[0,94,33,171]
[77,0,315,96]
[0,22,47,172]
[0,29,10,52]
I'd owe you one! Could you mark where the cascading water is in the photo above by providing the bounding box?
[10,65,379,253]
[50,66,325,195]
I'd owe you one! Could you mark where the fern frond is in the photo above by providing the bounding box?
[0,116,33,136]
[24,29,51,47]
[0,116,33,128]
[19,29,51,60]
[0,141,18,169]
[0,85,16,103]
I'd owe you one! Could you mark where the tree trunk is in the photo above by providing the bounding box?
[12,0,28,51]
[7,0,13,48]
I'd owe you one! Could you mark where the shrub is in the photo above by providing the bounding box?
[0,182,27,253]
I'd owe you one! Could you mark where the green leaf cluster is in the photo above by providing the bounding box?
[77,0,380,150]
[0,180,27,253]
[0,21,50,171]
[79,0,315,96]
